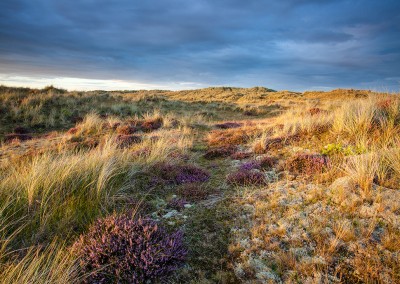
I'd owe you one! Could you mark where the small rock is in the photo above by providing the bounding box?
[162,210,178,219]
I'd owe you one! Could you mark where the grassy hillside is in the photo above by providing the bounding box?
[0,86,399,283]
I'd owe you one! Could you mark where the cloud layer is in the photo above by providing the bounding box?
[0,0,399,90]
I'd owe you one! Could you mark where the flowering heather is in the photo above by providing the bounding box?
[167,198,189,211]
[226,170,267,186]
[214,122,242,129]
[72,215,187,284]
[286,153,330,175]
[204,146,236,159]
[239,160,261,171]
[152,162,210,185]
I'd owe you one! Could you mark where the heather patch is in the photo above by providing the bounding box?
[239,160,261,171]
[214,122,242,129]
[177,183,211,202]
[286,153,330,175]
[226,170,267,186]
[230,151,252,160]
[72,214,186,283]
[204,146,236,159]
[151,162,210,185]
[167,198,189,211]
[258,156,279,170]
[115,134,142,148]
[4,133,33,143]
[207,127,258,147]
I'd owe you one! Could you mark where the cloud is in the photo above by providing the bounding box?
[0,0,399,91]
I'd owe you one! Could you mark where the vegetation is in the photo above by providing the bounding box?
[0,85,399,283]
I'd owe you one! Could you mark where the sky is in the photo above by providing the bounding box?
[0,0,399,91]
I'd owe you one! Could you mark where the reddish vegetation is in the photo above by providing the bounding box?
[377,98,395,113]
[214,122,242,129]
[255,134,300,153]
[259,156,278,169]
[116,124,137,135]
[116,134,142,148]
[67,127,78,135]
[231,151,252,160]
[151,162,210,185]
[177,183,210,202]
[73,215,186,284]
[285,153,330,175]
[309,107,322,115]
[204,146,236,159]
[207,127,258,147]
[4,133,33,143]
[226,170,267,186]
[141,117,163,132]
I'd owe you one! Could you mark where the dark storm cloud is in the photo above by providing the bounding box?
[0,0,399,90]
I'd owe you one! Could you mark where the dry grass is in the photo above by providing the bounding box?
[1,86,399,283]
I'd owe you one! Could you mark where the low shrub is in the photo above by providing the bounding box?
[4,133,33,142]
[214,122,242,129]
[239,160,261,171]
[177,183,210,202]
[258,156,278,170]
[116,123,137,135]
[116,134,142,148]
[207,128,257,147]
[73,214,187,284]
[141,117,163,132]
[309,107,322,115]
[204,146,236,159]
[226,170,267,186]
[285,153,330,175]
[152,163,210,185]
[13,126,30,134]
[321,143,366,156]
[167,198,189,211]
[231,151,252,160]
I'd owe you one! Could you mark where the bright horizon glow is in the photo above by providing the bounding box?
[0,74,209,91]
[1,74,398,93]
